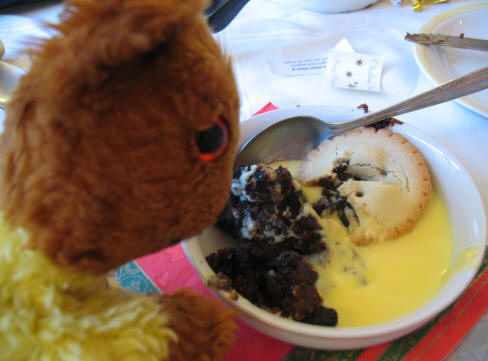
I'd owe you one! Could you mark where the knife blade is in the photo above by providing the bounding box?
[405,33,488,51]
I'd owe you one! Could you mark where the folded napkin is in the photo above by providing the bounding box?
[213,1,427,122]
[114,103,488,361]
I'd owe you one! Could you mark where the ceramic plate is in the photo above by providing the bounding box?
[413,2,488,118]
[183,106,487,350]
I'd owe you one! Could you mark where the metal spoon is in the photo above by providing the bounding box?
[0,60,24,109]
[236,66,488,165]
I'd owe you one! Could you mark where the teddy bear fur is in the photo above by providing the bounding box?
[0,0,240,360]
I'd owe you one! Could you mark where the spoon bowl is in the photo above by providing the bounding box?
[235,115,333,165]
[0,60,24,109]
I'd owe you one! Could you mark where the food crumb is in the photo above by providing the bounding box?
[207,272,233,291]
[357,103,369,113]
[366,117,404,131]
[229,289,239,300]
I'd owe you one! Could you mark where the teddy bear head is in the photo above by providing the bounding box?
[0,0,240,274]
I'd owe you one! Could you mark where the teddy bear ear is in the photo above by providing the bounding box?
[46,0,209,72]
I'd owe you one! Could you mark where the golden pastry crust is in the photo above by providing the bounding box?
[298,127,431,245]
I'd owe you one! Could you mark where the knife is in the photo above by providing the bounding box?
[206,0,250,33]
[405,33,488,51]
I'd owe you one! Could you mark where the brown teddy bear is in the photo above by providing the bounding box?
[0,0,241,360]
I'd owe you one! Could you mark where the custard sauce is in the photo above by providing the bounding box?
[268,160,454,327]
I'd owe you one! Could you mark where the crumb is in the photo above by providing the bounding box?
[357,103,369,113]
[207,272,239,300]
[229,289,238,300]
[207,272,233,291]
[366,117,403,131]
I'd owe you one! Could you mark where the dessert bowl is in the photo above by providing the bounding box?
[182,105,487,350]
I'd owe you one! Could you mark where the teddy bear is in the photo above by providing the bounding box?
[0,0,241,360]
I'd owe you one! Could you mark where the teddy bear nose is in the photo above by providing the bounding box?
[196,117,229,162]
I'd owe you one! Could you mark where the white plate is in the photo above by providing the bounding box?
[183,106,487,350]
[413,2,488,118]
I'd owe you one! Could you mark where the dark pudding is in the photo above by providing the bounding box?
[207,165,338,326]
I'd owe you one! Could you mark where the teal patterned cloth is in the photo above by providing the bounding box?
[114,261,160,294]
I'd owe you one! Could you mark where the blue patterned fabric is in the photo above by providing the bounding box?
[114,261,160,294]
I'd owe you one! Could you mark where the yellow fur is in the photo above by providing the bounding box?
[0,215,176,361]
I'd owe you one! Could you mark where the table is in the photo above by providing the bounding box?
[2,1,487,360]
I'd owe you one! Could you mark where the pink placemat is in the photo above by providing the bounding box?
[136,244,294,361]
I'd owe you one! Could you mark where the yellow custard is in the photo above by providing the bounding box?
[268,160,454,327]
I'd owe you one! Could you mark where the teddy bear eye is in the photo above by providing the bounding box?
[196,117,229,162]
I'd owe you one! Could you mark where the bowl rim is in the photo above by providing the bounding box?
[183,105,487,341]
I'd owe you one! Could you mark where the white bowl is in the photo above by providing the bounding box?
[183,106,486,350]
[268,0,379,13]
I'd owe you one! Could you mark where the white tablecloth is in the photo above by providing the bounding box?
[2,1,488,359]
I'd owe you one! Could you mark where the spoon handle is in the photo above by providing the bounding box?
[332,66,488,133]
